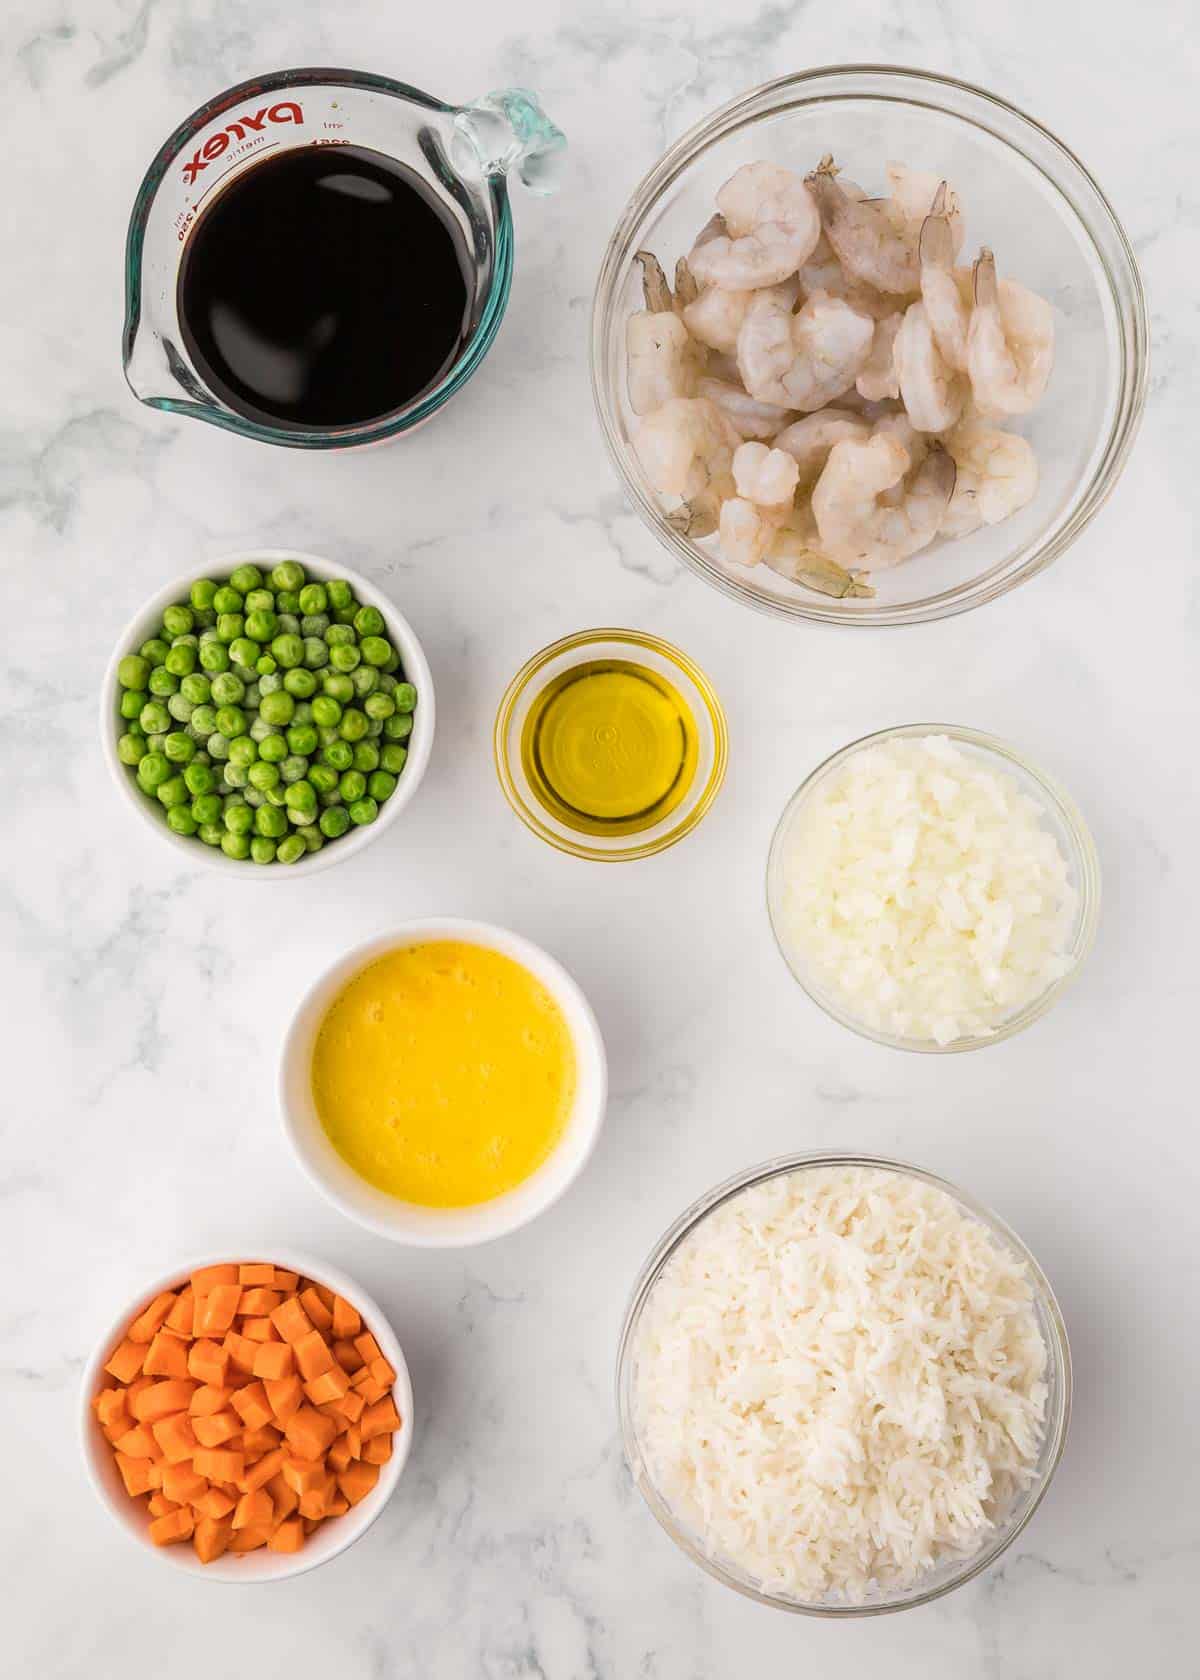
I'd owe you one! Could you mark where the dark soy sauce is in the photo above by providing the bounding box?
[178,145,472,430]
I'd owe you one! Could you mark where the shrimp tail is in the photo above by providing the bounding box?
[673,257,700,313]
[921,439,958,505]
[973,247,999,308]
[666,494,721,539]
[635,250,674,313]
[919,187,956,270]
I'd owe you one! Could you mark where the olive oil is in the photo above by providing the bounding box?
[520,659,699,837]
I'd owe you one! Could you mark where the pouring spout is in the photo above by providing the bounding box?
[452,89,566,195]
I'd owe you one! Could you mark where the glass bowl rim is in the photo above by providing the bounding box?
[492,627,729,861]
[616,1148,1073,1616]
[590,62,1149,625]
[764,722,1101,1051]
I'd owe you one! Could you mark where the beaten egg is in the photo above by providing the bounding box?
[311,941,577,1207]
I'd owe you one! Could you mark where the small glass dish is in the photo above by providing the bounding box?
[493,628,727,861]
[766,723,1100,1051]
[616,1150,1073,1616]
[591,65,1148,625]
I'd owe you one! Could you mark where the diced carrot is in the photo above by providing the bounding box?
[337,1389,365,1424]
[243,1446,286,1492]
[126,1374,155,1403]
[333,1339,365,1374]
[241,1316,279,1344]
[148,1492,178,1519]
[308,1282,336,1313]
[129,1378,197,1424]
[129,1291,177,1344]
[266,1472,299,1520]
[280,1456,328,1496]
[151,1412,198,1464]
[162,1462,208,1505]
[149,1507,194,1546]
[194,1284,242,1337]
[231,1381,274,1433]
[114,1451,158,1497]
[304,1365,351,1407]
[299,1287,333,1333]
[228,1524,272,1552]
[274,1269,299,1291]
[241,1424,281,1458]
[370,1356,398,1388]
[354,1332,383,1366]
[143,1330,190,1379]
[355,1375,389,1406]
[265,1374,303,1422]
[223,1331,258,1375]
[239,1287,283,1317]
[192,1411,242,1449]
[114,1424,158,1459]
[362,1434,393,1466]
[189,1383,234,1419]
[195,1486,235,1520]
[186,1339,228,1386]
[328,1494,350,1517]
[345,1425,362,1460]
[294,1330,333,1382]
[193,1515,233,1563]
[284,1406,337,1460]
[270,1297,314,1346]
[331,1296,362,1341]
[298,1475,336,1521]
[328,1437,353,1473]
[360,1396,401,1442]
[337,1461,380,1507]
[267,1517,304,1553]
[164,1288,195,1337]
[190,1264,238,1292]
[192,1447,245,1484]
[252,1341,293,1382]
[104,1339,146,1384]
[95,1387,127,1427]
[238,1263,276,1287]
[233,1487,274,1530]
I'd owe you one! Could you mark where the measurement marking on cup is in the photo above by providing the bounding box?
[193,141,281,211]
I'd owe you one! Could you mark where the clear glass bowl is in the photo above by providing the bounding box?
[766,724,1101,1051]
[616,1151,1073,1616]
[591,66,1147,625]
[493,628,727,861]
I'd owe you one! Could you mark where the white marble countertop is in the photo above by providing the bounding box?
[4,0,1197,1673]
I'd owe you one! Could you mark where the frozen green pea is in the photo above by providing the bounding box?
[207,732,231,761]
[248,760,280,792]
[223,763,249,788]
[180,673,211,705]
[244,587,273,614]
[360,636,392,668]
[140,637,170,667]
[126,719,146,738]
[259,690,295,726]
[283,667,317,699]
[140,700,171,735]
[228,735,258,769]
[303,636,330,669]
[184,761,215,795]
[244,681,261,709]
[364,691,394,720]
[298,583,328,615]
[354,605,385,637]
[300,614,329,638]
[192,792,222,825]
[276,613,301,638]
[167,693,194,723]
[148,666,179,698]
[118,654,150,690]
[229,562,263,594]
[258,672,282,695]
[377,672,397,694]
[171,632,199,649]
[162,603,194,637]
[271,633,304,670]
[339,770,366,802]
[284,778,317,814]
[191,704,218,738]
[311,695,342,728]
[319,805,351,839]
[393,683,417,713]
[215,704,247,738]
[199,639,230,674]
[221,830,252,860]
[147,732,169,754]
[249,716,276,744]
[229,636,260,669]
[224,802,254,835]
[137,751,171,790]
[309,763,339,794]
[333,605,358,626]
[164,643,196,677]
[380,744,408,775]
[321,739,353,771]
[264,784,288,807]
[117,733,147,766]
[287,723,319,757]
[269,560,306,593]
[367,770,396,802]
[157,774,189,809]
[321,671,354,704]
[275,589,300,614]
[317,725,340,748]
[166,805,197,836]
[351,665,378,697]
[383,648,401,674]
[277,833,307,864]
[259,733,288,764]
[339,708,368,743]
[119,689,146,721]
[250,836,277,865]
[280,754,309,784]
[216,612,244,643]
[365,719,383,738]
[255,803,288,838]
[352,742,380,773]
[326,579,353,610]
[326,624,355,648]
[245,609,277,643]
[291,702,313,726]
[244,786,265,809]
[199,626,220,644]
[318,788,342,809]
[193,608,217,629]
[163,731,195,764]
[197,821,223,847]
[382,712,413,742]
[256,654,277,677]
[190,578,218,611]
[348,797,378,826]
[297,827,322,853]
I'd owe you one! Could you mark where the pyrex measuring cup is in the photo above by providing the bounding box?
[124,68,565,448]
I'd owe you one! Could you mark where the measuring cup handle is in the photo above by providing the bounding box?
[452,89,566,195]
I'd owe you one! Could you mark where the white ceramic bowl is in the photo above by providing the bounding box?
[80,1247,414,1582]
[100,550,435,878]
[280,919,608,1245]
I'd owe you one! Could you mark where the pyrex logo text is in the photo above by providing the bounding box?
[182,101,303,185]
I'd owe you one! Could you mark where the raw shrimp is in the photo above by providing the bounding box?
[856,311,903,401]
[696,377,793,440]
[626,252,701,415]
[798,234,904,320]
[885,162,965,255]
[938,416,1038,537]
[683,286,752,355]
[737,286,874,410]
[716,440,801,567]
[893,300,967,432]
[732,440,800,506]
[719,497,781,567]
[812,432,956,569]
[806,159,921,297]
[966,249,1055,418]
[773,408,870,487]
[918,187,971,371]
[764,499,876,596]
[633,396,740,500]
[688,162,821,290]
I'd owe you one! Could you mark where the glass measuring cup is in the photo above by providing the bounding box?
[124,68,565,448]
